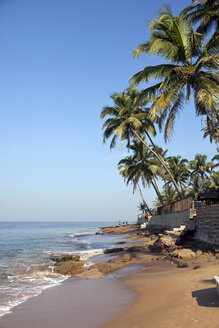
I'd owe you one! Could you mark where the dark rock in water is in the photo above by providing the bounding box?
[115,241,126,245]
[51,255,80,262]
[104,248,124,254]
[177,263,188,268]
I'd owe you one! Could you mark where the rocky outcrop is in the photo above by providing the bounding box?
[52,255,84,276]
[150,234,176,253]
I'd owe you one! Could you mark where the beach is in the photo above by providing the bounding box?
[1,224,219,328]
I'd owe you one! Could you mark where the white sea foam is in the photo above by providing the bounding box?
[77,249,104,261]
[67,227,100,239]
[0,271,69,319]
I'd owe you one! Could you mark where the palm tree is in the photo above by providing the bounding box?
[181,0,219,35]
[118,155,152,214]
[138,202,148,214]
[209,171,219,190]
[189,175,205,195]
[126,140,164,205]
[101,88,182,196]
[212,153,219,168]
[132,6,219,141]
[164,156,190,195]
[154,184,179,206]
[202,116,219,151]
[189,153,214,186]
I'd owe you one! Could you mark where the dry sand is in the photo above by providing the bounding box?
[105,260,219,328]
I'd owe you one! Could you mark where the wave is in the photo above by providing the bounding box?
[67,227,100,239]
[0,270,68,319]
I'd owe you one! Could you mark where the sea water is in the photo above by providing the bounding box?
[0,221,126,319]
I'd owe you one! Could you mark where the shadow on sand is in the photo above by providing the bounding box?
[192,287,219,307]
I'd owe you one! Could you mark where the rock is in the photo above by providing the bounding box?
[104,248,124,254]
[115,242,126,245]
[127,245,147,252]
[52,255,80,263]
[193,265,201,270]
[54,260,84,275]
[171,249,196,259]
[151,235,176,253]
[91,262,123,275]
[177,263,188,268]
[196,250,203,257]
[108,254,132,264]
[76,268,103,280]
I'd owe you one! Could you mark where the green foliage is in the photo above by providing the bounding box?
[100,2,219,211]
[132,5,219,141]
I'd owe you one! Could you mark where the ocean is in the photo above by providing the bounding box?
[0,221,127,319]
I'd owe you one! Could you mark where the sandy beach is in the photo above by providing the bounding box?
[1,224,219,328]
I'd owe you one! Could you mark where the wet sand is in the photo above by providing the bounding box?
[0,274,134,328]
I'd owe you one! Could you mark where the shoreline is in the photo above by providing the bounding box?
[1,223,219,327]
[0,224,138,328]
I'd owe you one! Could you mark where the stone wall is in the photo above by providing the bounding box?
[194,206,219,245]
[148,210,192,229]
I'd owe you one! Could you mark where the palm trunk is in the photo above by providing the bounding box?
[151,177,164,205]
[131,128,182,198]
[136,183,152,215]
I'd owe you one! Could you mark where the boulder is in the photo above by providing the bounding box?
[171,249,196,259]
[196,250,203,257]
[54,260,84,275]
[151,234,176,253]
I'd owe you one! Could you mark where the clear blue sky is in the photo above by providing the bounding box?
[0,0,217,221]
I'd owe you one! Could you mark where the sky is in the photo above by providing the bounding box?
[0,0,217,222]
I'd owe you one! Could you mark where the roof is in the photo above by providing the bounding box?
[197,192,219,200]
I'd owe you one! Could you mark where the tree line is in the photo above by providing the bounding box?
[100,1,219,211]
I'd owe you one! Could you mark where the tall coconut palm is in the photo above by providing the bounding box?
[138,202,148,214]
[118,155,152,214]
[126,140,164,205]
[101,88,182,196]
[157,184,179,206]
[189,153,214,186]
[209,171,219,190]
[132,6,219,141]
[189,175,205,195]
[164,156,190,195]
[181,0,219,35]
[202,116,219,151]
[212,153,219,168]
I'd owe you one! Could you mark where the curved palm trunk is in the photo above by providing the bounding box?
[131,128,183,198]
[136,183,152,215]
[151,177,164,205]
